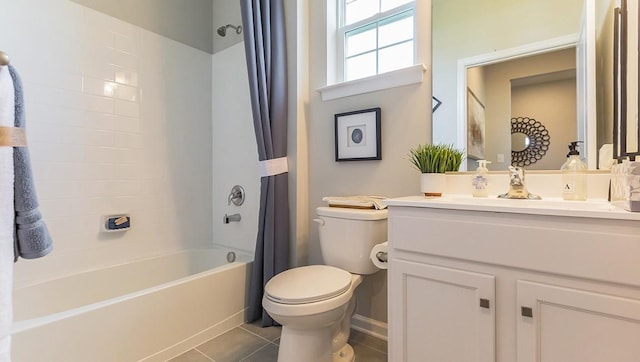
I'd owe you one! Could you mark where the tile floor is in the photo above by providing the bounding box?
[167,321,387,362]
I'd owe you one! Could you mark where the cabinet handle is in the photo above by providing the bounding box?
[521,306,533,318]
[479,298,490,309]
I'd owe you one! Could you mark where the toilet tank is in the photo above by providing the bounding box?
[316,207,388,275]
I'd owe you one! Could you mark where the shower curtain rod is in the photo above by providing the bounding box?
[0,51,9,66]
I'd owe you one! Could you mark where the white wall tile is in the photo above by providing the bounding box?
[22,72,83,93]
[212,43,259,253]
[82,62,118,82]
[91,113,120,131]
[108,50,139,70]
[81,93,115,113]
[114,33,137,55]
[1,0,213,286]
[115,69,139,87]
[114,100,140,118]
[83,77,114,97]
[113,84,138,102]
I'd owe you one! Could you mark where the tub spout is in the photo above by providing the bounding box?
[223,213,241,224]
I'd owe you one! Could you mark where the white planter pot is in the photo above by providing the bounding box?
[420,173,446,197]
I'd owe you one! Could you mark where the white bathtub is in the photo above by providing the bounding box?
[10,248,252,362]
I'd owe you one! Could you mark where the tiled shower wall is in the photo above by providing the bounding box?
[211,43,259,254]
[1,0,213,286]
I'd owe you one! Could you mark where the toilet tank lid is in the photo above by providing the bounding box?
[317,207,388,220]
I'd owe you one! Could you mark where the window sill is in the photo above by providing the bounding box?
[317,64,426,101]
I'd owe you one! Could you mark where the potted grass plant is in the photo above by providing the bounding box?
[409,144,464,196]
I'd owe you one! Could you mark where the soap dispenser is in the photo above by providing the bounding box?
[472,160,491,197]
[561,141,587,201]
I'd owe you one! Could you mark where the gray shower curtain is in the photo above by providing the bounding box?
[240,0,290,326]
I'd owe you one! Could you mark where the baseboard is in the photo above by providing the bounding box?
[140,308,247,362]
[351,314,388,341]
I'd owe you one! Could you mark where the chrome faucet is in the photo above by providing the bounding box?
[498,166,541,200]
[223,213,242,224]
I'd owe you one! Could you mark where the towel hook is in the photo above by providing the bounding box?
[0,51,9,66]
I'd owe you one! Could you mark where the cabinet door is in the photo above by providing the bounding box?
[389,260,495,362]
[517,280,640,362]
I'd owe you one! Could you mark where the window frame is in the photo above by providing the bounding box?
[337,1,416,82]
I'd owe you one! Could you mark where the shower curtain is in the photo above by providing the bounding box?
[240,0,290,326]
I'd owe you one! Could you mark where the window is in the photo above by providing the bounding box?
[339,0,415,82]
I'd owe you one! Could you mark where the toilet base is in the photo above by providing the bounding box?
[277,325,333,362]
[333,343,355,362]
[276,326,358,362]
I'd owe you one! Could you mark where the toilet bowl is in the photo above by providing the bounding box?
[262,207,387,362]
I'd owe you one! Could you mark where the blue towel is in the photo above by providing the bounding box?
[9,65,53,261]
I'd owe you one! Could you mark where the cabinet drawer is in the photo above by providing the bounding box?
[388,206,640,287]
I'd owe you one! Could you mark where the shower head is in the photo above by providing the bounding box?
[217,24,242,37]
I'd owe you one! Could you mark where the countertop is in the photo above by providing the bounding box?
[384,195,640,221]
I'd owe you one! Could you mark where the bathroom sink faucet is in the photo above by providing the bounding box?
[498,166,541,200]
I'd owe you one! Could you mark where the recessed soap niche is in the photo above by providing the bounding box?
[101,214,131,232]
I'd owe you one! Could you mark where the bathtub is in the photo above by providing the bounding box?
[10,247,252,362]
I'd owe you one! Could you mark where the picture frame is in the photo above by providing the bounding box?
[334,107,381,161]
[432,96,442,112]
[466,87,486,160]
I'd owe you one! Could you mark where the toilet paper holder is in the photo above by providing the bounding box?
[375,250,387,263]
[370,241,389,270]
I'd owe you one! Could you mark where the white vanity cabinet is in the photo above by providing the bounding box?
[389,259,496,361]
[516,280,640,361]
[386,199,640,362]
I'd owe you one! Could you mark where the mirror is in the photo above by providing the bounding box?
[431,0,616,171]
[510,116,551,167]
[511,133,530,152]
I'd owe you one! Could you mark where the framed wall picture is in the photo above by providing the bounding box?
[432,96,442,112]
[334,108,381,161]
[466,87,486,160]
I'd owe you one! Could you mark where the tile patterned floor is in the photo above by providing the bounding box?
[167,321,387,362]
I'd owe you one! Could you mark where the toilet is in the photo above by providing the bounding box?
[262,206,388,362]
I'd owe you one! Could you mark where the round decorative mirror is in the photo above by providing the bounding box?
[511,132,530,152]
[510,117,550,166]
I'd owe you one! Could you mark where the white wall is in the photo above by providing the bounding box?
[211,43,259,253]
[305,0,431,323]
[512,78,578,170]
[1,0,213,286]
[210,2,260,256]
[285,0,310,268]
[212,0,244,54]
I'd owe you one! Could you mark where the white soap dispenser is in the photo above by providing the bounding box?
[472,160,491,197]
[561,141,587,201]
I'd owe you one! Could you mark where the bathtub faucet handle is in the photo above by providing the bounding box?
[228,185,245,206]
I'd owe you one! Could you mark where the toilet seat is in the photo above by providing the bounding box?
[265,265,352,304]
